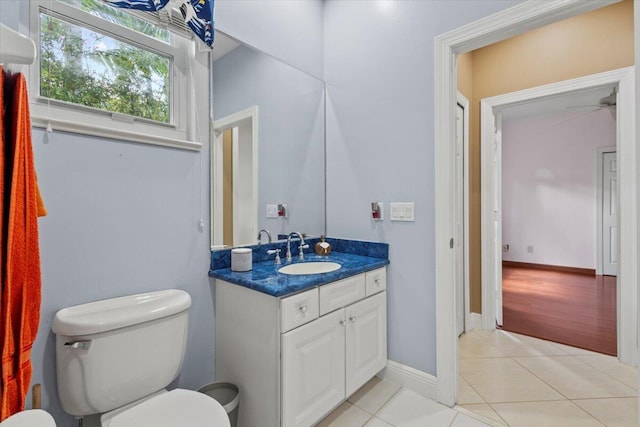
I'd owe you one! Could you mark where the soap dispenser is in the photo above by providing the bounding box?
[315,235,332,256]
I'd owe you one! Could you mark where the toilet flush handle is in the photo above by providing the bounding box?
[64,340,91,350]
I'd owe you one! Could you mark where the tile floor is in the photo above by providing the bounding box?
[317,376,494,427]
[317,330,638,426]
[458,330,638,427]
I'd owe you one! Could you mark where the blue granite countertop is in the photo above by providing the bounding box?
[210,252,389,297]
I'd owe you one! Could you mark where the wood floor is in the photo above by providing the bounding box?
[501,266,617,356]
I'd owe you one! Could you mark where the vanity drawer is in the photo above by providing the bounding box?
[281,288,319,333]
[365,268,387,296]
[319,274,366,316]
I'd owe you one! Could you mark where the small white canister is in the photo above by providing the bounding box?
[231,248,252,272]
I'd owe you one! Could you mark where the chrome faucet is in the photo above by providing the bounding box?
[257,229,272,245]
[285,231,309,262]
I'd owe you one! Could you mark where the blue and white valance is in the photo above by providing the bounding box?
[103,0,214,48]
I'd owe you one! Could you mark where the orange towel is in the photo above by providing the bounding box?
[0,70,44,420]
[0,65,6,420]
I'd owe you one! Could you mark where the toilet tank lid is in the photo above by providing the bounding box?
[52,289,192,336]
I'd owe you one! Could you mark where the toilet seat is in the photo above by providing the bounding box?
[2,409,56,427]
[101,389,230,427]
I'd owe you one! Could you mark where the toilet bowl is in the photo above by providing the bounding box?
[2,409,56,427]
[52,289,229,427]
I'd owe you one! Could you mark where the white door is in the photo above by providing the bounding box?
[281,309,345,427]
[602,151,618,276]
[345,292,387,396]
[455,102,465,336]
[494,114,503,326]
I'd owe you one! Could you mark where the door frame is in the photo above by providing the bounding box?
[434,0,627,407]
[455,92,472,334]
[480,68,635,362]
[211,106,259,249]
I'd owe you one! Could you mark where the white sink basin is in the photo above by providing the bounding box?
[279,262,341,275]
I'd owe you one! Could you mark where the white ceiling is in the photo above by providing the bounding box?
[500,85,617,122]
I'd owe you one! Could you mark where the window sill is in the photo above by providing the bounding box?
[30,113,202,152]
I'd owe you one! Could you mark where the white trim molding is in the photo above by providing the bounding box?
[378,360,437,400]
[456,92,472,335]
[467,313,482,332]
[434,0,623,407]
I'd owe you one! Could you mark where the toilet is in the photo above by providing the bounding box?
[52,289,230,427]
[2,410,56,427]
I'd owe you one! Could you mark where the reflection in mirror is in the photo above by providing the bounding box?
[211,31,325,250]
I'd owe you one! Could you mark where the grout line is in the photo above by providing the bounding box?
[447,412,459,427]
[372,386,402,417]
[455,404,508,427]
[571,396,638,402]
[458,373,488,405]
[508,355,573,401]
[484,402,511,426]
[359,411,373,427]
[572,355,639,390]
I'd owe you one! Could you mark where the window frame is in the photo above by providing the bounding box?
[29,0,201,151]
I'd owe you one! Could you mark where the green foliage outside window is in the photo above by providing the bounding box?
[40,1,171,123]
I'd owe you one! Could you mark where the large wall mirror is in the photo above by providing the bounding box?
[210,31,325,250]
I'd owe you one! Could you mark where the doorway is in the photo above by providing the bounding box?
[211,106,259,249]
[479,68,635,362]
[496,94,619,355]
[434,0,637,407]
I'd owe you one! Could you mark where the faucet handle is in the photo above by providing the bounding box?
[267,249,281,265]
[298,244,310,260]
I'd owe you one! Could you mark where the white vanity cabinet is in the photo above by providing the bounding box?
[215,267,387,427]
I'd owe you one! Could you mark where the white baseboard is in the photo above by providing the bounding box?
[378,360,437,400]
[467,312,482,332]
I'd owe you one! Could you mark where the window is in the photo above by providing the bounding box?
[29,0,201,150]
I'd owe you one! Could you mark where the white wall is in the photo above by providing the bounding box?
[501,109,616,269]
[323,0,522,376]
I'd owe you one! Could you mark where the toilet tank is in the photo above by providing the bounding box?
[52,289,192,417]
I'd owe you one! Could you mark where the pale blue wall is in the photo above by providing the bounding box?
[323,0,522,375]
[215,0,324,79]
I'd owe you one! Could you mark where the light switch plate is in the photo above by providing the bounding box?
[390,202,415,222]
[266,204,279,218]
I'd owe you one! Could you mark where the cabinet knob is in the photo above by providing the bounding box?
[299,305,308,313]
[375,278,381,286]
[339,320,346,327]
[349,316,357,323]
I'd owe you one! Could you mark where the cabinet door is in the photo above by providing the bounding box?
[345,292,387,397]
[282,309,345,427]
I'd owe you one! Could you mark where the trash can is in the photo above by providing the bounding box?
[198,382,240,427]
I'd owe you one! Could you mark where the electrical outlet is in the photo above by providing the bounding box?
[527,245,534,253]
[502,244,509,252]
